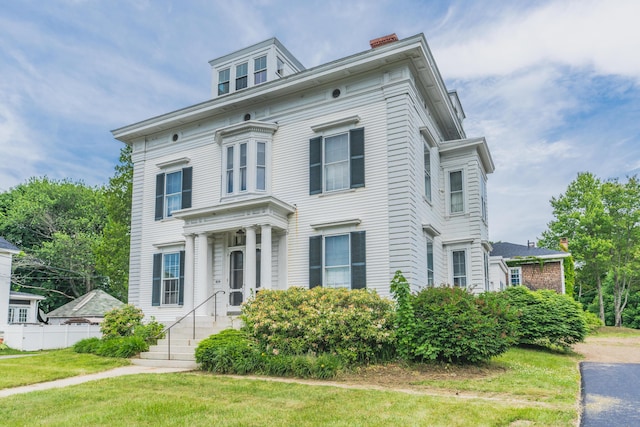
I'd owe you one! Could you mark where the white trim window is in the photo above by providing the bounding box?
[152,251,185,306]
[8,306,29,323]
[452,250,467,287]
[510,267,522,286]
[218,68,230,95]
[235,62,248,90]
[254,55,267,84]
[426,238,434,286]
[309,128,365,195]
[449,170,464,214]
[424,145,432,202]
[324,234,351,288]
[224,141,269,196]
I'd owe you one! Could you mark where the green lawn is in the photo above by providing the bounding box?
[0,346,580,426]
[0,348,129,389]
[413,346,580,407]
[592,326,640,338]
[0,373,575,426]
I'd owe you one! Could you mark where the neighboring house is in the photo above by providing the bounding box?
[0,237,44,325]
[112,33,495,324]
[45,289,125,325]
[490,242,570,294]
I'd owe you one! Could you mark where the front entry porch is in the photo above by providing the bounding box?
[174,196,294,319]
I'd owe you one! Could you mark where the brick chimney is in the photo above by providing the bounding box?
[369,33,399,49]
[559,237,569,252]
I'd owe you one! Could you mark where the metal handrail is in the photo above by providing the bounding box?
[159,290,226,360]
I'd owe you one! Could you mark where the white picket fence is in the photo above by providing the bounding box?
[1,324,102,351]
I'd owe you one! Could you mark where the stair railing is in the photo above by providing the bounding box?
[158,290,226,360]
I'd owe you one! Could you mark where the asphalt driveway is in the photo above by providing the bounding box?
[581,362,640,426]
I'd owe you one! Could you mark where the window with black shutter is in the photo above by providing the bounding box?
[308,231,366,289]
[309,128,364,195]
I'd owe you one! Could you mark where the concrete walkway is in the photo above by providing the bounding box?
[0,365,191,398]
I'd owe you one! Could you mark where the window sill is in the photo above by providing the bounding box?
[316,188,358,198]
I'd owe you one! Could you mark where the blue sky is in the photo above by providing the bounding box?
[1,0,639,245]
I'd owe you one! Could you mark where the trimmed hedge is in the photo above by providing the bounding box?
[73,336,148,358]
[241,287,396,364]
[503,286,587,349]
[195,329,343,379]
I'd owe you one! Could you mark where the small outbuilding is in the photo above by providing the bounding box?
[45,289,125,325]
[490,241,571,294]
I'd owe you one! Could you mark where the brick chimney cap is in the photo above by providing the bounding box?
[370,33,399,49]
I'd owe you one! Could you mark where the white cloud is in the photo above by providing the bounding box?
[434,0,640,82]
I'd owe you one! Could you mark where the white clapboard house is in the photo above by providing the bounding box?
[113,33,495,335]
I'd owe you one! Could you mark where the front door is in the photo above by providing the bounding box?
[227,247,261,310]
[229,250,244,308]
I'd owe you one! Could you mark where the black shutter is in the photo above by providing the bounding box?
[309,136,323,195]
[350,231,366,289]
[152,253,162,306]
[155,173,165,221]
[178,250,185,305]
[350,128,365,189]
[309,235,323,288]
[181,167,192,209]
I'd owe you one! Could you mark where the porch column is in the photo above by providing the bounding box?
[196,232,209,315]
[184,234,195,312]
[245,226,257,297]
[261,224,272,289]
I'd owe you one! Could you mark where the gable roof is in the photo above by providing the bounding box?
[10,291,45,301]
[490,242,570,260]
[46,289,125,318]
[0,237,20,254]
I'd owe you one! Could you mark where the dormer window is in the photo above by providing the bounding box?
[254,56,267,84]
[236,63,248,90]
[218,69,230,95]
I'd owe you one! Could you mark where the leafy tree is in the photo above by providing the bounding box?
[94,146,132,301]
[0,177,108,311]
[540,173,640,326]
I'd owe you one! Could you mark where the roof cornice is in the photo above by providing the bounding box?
[112,34,463,143]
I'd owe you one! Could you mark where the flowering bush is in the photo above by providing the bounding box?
[241,287,396,364]
[100,304,164,344]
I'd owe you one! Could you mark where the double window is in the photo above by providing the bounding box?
[218,68,230,95]
[152,251,185,306]
[254,56,267,85]
[309,231,366,289]
[224,141,268,195]
[155,167,192,220]
[510,267,522,286]
[452,250,467,287]
[309,128,365,194]
[7,307,28,323]
[236,62,248,90]
[449,170,464,214]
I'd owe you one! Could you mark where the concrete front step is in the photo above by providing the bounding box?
[147,344,198,355]
[140,351,195,361]
[155,338,202,347]
[131,357,197,370]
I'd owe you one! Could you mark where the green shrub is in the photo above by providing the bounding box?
[73,337,102,354]
[503,286,587,349]
[101,304,144,338]
[196,329,260,374]
[241,287,396,364]
[95,336,149,358]
[134,317,165,344]
[582,310,604,334]
[402,286,519,364]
